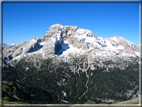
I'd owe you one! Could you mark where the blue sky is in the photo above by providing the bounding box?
[3,3,139,44]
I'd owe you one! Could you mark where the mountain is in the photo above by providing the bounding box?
[2,24,140,104]
[0,43,17,52]
[3,43,17,49]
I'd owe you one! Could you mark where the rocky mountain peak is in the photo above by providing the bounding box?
[48,24,63,31]
[108,36,139,52]
[32,37,36,40]
[2,24,140,104]
[3,24,140,67]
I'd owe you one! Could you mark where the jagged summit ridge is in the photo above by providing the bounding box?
[3,24,140,66]
[2,24,140,104]
[44,24,139,56]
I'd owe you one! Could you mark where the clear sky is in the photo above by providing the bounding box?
[3,2,139,44]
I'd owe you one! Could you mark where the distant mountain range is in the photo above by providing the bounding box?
[2,24,140,104]
[0,43,17,51]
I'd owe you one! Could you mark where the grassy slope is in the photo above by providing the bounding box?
[2,58,139,104]
[116,96,140,104]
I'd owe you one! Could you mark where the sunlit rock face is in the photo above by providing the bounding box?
[2,24,140,104]
[3,24,140,66]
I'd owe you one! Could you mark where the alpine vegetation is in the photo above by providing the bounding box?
[2,24,140,104]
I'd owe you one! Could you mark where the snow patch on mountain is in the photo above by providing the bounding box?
[39,41,46,46]
[3,24,140,67]
[13,55,22,61]
[3,43,18,49]
[57,40,85,56]
[135,52,140,57]
[7,43,17,46]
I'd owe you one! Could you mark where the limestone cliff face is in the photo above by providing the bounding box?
[2,24,140,104]
[3,24,140,67]
[108,36,139,54]
[44,24,97,51]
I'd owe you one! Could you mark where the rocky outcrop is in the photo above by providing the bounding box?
[68,28,97,50]
[2,24,140,67]
[108,36,139,52]
[48,24,63,31]
[3,37,41,65]
[60,26,78,40]
[2,24,140,104]
[3,42,26,61]
[42,37,57,55]
[22,37,39,54]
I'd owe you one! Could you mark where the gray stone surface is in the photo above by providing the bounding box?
[2,24,140,68]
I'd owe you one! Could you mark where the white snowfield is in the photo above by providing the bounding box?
[7,43,17,46]
[13,37,139,62]
[7,24,139,62]
[57,40,86,56]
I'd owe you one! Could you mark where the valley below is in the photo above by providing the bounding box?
[2,24,140,105]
